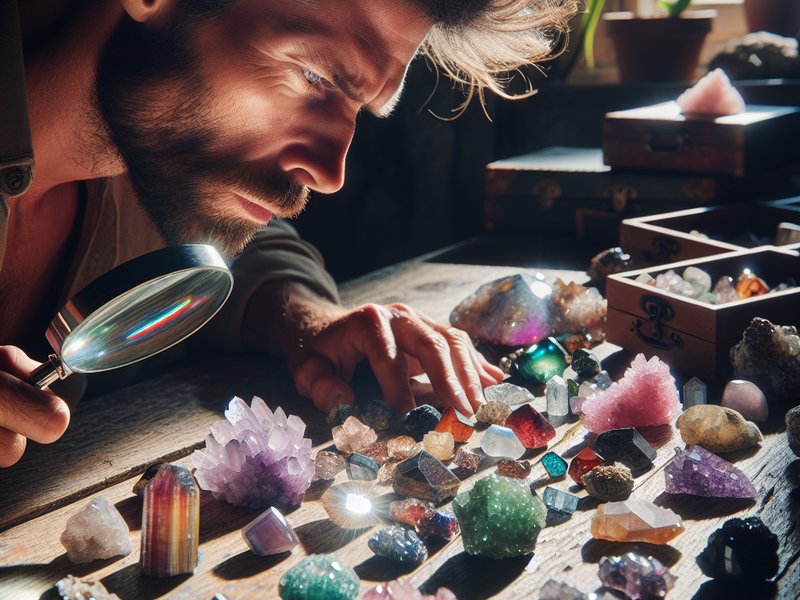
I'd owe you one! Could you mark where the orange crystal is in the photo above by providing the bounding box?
[735,272,769,299]
[591,499,684,545]
[435,407,474,443]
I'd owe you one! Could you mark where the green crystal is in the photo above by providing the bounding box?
[278,554,359,600]
[541,452,567,477]
[513,338,568,384]
[452,473,546,559]
[567,378,579,400]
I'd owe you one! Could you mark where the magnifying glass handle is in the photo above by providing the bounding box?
[29,354,72,389]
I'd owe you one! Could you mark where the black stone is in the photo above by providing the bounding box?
[593,428,657,476]
[346,454,379,481]
[393,450,460,504]
[696,516,780,581]
[326,404,355,428]
[571,349,601,378]
[362,400,399,431]
[402,405,442,441]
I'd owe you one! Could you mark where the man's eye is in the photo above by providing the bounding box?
[301,68,321,85]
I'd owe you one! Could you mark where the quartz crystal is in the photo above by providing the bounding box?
[593,428,657,476]
[60,497,131,564]
[721,380,769,422]
[321,481,382,529]
[581,354,680,433]
[387,436,421,460]
[362,581,457,600]
[497,459,532,479]
[403,405,442,442]
[787,405,800,457]
[712,275,740,304]
[191,397,314,509]
[650,269,696,297]
[581,465,634,502]
[416,509,459,542]
[572,349,601,378]
[545,376,569,424]
[313,451,346,481]
[505,405,556,449]
[346,454,380,481]
[368,526,428,565]
[598,553,676,600]
[475,401,512,425]
[542,487,579,514]
[549,279,607,343]
[423,431,455,461]
[453,473,546,558]
[568,448,604,484]
[540,452,567,478]
[332,416,378,454]
[362,400,399,431]
[390,498,436,527]
[55,575,121,600]
[451,447,479,475]
[682,376,707,409]
[279,554,359,600]
[591,499,684,544]
[393,451,461,504]
[677,405,763,453]
[141,464,199,577]
[513,337,569,384]
[484,382,536,406]
[434,407,473,442]
[378,461,399,485]
[665,445,756,498]
[696,516,779,581]
[481,424,526,459]
[242,506,299,556]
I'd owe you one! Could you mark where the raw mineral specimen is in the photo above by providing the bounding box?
[242,506,299,556]
[484,382,536,406]
[548,279,607,343]
[313,451,346,481]
[568,448,604,484]
[423,431,455,461]
[664,445,756,498]
[696,516,779,581]
[505,405,556,449]
[368,526,428,565]
[321,481,382,529]
[60,497,131,564]
[677,68,745,115]
[787,405,800,457]
[362,581,458,600]
[378,461,399,485]
[676,405,763,453]
[403,405,442,442]
[546,376,569,423]
[435,407,474,442]
[720,380,769,422]
[346,454,380,481]
[588,247,633,283]
[453,473,546,558]
[132,463,162,496]
[55,575,121,600]
[191,397,314,510]
[514,337,569,384]
[497,459,532,479]
[452,447,480,475]
[581,465,634,502]
[327,404,355,428]
[712,275,740,304]
[730,317,800,403]
[393,451,461,504]
[539,579,618,600]
[541,452,567,478]
[279,554,359,600]
[359,442,390,467]
[475,401,512,425]
[591,499,684,544]
[387,436,421,460]
[363,400,399,431]
[735,271,769,299]
[682,376,707,409]
[481,424,526,459]
[598,553,676,600]
[593,428,657,476]
[416,509,459,541]
[141,464,199,577]
[581,354,681,433]
[542,487,579,514]
[390,498,436,527]
[572,349,601,378]
[332,416,378,454]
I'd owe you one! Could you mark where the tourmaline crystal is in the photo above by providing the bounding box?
[313,451,346,481]
[484,382,536,406]
[423,431,455,461]
[390,498,436,527]
[346,454,380,481]
[321,481,382,529]
[591,499,684,544]
[546,376,569,424]
[453,473,546,558]
[435,407,473,442]
[787,405,800,457]
[242,507,299,556]
[55,576,121,600]
[568,447,604,484]
[593,428,657,476]
[475,401,512,425]
[581,465,634,502]
[598,553,676,600]
[452,447,480,475]
[60,497,131,564]
[665,445,756,498]
[540,452,567,478]
[481,424,526,459]
[676,405,763,453]
[362,581,457,600]
[141,464,199,577]
[696,516,779,581]
[542,487,579,514]
[721,380,769,422]
[403,405,442,441]
[393,451,461,504]
[278,554,359,600]
[191,397,314,509]
[368,526,428,565]
[416,509,459,541]
[513,338,569,384]
[332,416,378,454]
[505,405,556,449]
[362,400,399,431]
[497,459,532,479]
[581,354,681,433]
[682,376,707,409]
[387,436,421,460]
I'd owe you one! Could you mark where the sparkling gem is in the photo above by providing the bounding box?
[735,271,769,298]
[55,576,121,600]
[581,354,681,434]
[140,464,199,577]
[327,404,355,428]
[540,452,568,478]
[588,370,613,389]
[313,451,346,481]
[377,461,399,485]
[332,416,378,454]
[390,498,436,527]
[423,431,455,461]
[581,465,634,502]
[598,553,676,600]
[548,279,607,343]
[346,454,379,481]
[475,401,512,425]
[416,509,459,542]
[568,447,604,484]
[453,473,547,558]
[591,499,684,544]
[387,436,421,460]
[721,380,769,422]
[696,516,779,581]
[278,554,359,600]
[484,382,535,406]
[546,375,569,425]
[133,463,162,496]
[362,581,457,600]
[393,451,461,504]
[362,400,399,431]
[60,497,131,564]
[191,397,314,510]
[403,405,442,442]
[588,247,633,282]
[712,275,740,304]
[505,404,556,449]
[542,487,579,514]
[451,447,479,475]
[567,378,580,399]
[435,407,473,442]
[787,405,800,457]
[368,526,428,565]
[593,427,657,476]
[682,376,707,409]
[513,337,569,384]
[664,445,756,498]
[242,506,299,556]
[361,441,390,466]
[677,405,763,453]
[497,459,532,479]
[480,424,526,459]
[321,481,382,529]
[569,396,585,416]
[572,349,601,378]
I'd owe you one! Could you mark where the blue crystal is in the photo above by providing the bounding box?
[514,338,568,384]
[541,452,567,478]
[542,487,579,514]
[416,509,459,541]
[368,526,428,565]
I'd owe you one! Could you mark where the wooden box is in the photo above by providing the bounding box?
[603,102,800,177]
[606,246,800,381]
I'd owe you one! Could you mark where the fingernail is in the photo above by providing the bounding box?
[326,392,347,410]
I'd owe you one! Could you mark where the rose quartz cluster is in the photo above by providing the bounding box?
[676,68,745,116]
[581,354,680,433]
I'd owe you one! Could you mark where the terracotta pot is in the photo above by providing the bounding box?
[745,0,800,37]
[604,10,716,82]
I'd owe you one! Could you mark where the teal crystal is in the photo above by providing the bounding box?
[541,452,568,478]
[513,338,568,384]
[279,554,359,600]
[542,486,579,514]
[453,474,546,559]
[682,376,707,409]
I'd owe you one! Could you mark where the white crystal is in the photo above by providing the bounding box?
[56,575,121,600]
[682,376,707,409]
[481,425,526,459]
[484,382,536,406]
[546,376,569,418]
[60,497,132,564]
[683,267,712,298]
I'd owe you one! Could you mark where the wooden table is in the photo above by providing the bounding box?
[1,238,798,600]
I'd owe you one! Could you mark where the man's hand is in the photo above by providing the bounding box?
[242,281,504,417]
[0,346,71,467]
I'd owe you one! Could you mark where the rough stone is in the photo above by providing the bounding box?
[393,451,461,504]
[378,461,399,485]
[505,404,556,449]
[598,553,676,600]
[475,401,512,425]
[242,506,299,556]
[55,576,121,600]
[326,404,355,428]
[542,487,579,514]
[677,405,763,453]
[60,497,131,564]
[332,416,378,454]
[581,465,634,502]
[572,349,601,378]
[721,380,769,422]
[361,441,391,466]
[665,445,756,498]
[451,447,479,475]
[390,498,436,528]
[696,516,779,581]
[434,407,474,442]
[735,271,769,298]
[591,499,684,544]
[513,337,569,384]
[496,459,532,479]
[423,431,455,462]
[368,526,428,565]
[362,400,399,431]
[403,405,442,442]
[279,554,359,600]
[481,424,527,459]
[588,247,633,283]
[787,405,800,457]
[568,448,603,484]
[593,428,657,476]
[313,451,346,481]
[540,452,567,478]
[484,382,536,406]
[387,436,421,460]
[346,454,379,481]
[416,509,459,542]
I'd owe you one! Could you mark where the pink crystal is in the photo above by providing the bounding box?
[362,581,458,600]
[676,68,746,116]
[721,380,769,422]
[581,354,680,434]
[332,416,378,454]
[664,445,757,498]
[191,397,314,509]
[241,506,299,556]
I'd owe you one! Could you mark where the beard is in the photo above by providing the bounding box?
[94,16,308,258]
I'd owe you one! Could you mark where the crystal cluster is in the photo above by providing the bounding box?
[598,553,676,600]
[242,507,299,556]
[505,405,556,449]
[279,554,359,600]
[191,397,314,510]
[387,436,421,460]
[368,526,428,565]
[393,451,461,504]
[591,499,684,544]
[665,445,756,498]
[581,465,634,502]
[677,405,763,453]
[333,416,378,453]
[55,576,121,600]
[60,497,131,564]
[721,380,768,422]
[362,581,457,600]
[696,516,779,581]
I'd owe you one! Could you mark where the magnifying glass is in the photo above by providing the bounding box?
[30,245,234,389]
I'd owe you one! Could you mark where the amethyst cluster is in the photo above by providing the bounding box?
[191,397,314,510]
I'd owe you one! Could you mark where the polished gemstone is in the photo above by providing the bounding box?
[546,376,569,423]
[416,509,459,542]
[572,349,601,378]
[451,447,480,475]
[435,407,474,442]
[682,376,707,409]
[542,487,579,514]
[735,271,769,298]
[321,481,382,529]
[362,400,399,431]
[665,445,756,499]
[721,380,769,422]
[513,337,569,384]
[313,451,346,481]
[497,459,532,479]
[332,416,378,454]
[683,266,713,297]
[393,451,461,504]
[278,554,359,600]
[368,526,428,565]
[696,516,779,581]
[591,499,684,544]
[484,382,536,406]
[423,431,455,461]
[475,401,512,425]
[481,424,527,459]
[346,454,379,481]
[540,452,567,478]
[242,507,299,556]
[505,405,556,449]
[403,405,442,442]
[581,465,634,502]
[60,497,131,564]
[593,428,657,476]
[387,436,421,460]
[390,498,436,528]
[598,553,676,600]
[677,405,763,453]
[568,447,604,484]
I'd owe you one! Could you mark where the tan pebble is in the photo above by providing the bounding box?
[581,465,634,502]
[676,405,763,453]
[475,401,512,425]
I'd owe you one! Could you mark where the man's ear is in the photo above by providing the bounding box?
[119,0,177,24]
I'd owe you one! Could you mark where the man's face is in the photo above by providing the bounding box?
[97,0,431,256]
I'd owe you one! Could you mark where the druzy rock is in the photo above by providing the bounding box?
[346,454,380,481]
[435,407,473,442]
[242,507,299,556]
[191,397,314,510]
[568,448,604,484]
[403,405,442,442]
[393,451,461,504]
[416,509,459,542]
[321,481,382,529]
[572,349,601,378]
[541,452,567,478]
[387,436,421,460]
[475,401,512,425]
[60,497,131,564]
[363,400,399,431]
[730,317,800,403]
[514,337,568,384]
[581,465,634,502]
[55,576,121,600]
[481,424,526,459]
[598,553,676,600]
[279,554,359,600]
[423,431,455,461]
[697,516,779,581]
[360,441,390,466]
[368,526,428,565]
[505,405,556,449]
[333,416,378,454]
[313,451,346,481]
[682,376,707,409]
[497,459,532,479]
[542,487,579,514]
[593,428,657,476]
[452,447,480,475]
[721,380,769,422]
[362,581,457,600]
[787,405,800,457]
[591,499,684,544]
[453,473,546,559]
[665,445,756,498]
[390,498,436,527]
[676,405,763,453]
[581,354,680,433]
[484,382,536,406]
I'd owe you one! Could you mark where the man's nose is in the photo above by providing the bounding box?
[277,123,355,194]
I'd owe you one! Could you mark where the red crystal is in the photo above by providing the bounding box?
[568,447,603,484]
[390,498,436,528]
[504,405,555,449]
[435,407,474,443]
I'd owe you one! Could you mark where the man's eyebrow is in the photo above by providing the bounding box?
[331,72,403,119]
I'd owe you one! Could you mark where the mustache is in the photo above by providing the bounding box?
[216,164,310,219]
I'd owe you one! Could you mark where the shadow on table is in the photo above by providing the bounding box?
[355,555,418,582]
[100,563,190,600]
[295,519,370,555]
[581,539,682,567]
[418,552,530,600]
[692,579,778,600]
[214,550,291,580]
[654,492,755,520]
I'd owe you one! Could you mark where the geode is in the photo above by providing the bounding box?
[191,397,314,510]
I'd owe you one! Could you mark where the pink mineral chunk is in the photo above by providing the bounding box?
[362,580,458,600]
[581,354,681,434]
[676,68,746,116]
[242,507,300,556]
